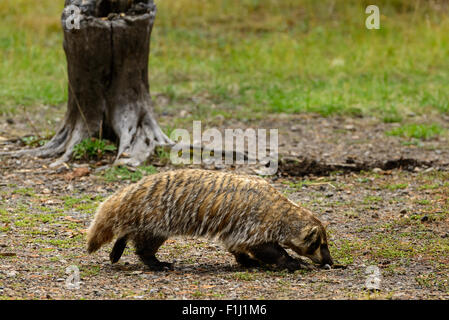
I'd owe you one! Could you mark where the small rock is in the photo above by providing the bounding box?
[131,271,143,275]
[6,271,17,277]
[325,192,334,198]
[96,187,106,193]
[323,264,332,270]
[56,278,65,282]
[373,168,383,173]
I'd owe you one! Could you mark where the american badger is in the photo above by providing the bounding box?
[87,169,333,271]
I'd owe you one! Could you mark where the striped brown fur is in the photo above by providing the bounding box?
[87,169,333,271]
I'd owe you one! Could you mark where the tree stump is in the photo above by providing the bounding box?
[6,0,172,167]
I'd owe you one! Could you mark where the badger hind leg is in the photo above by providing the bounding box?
[231,251,260,268]
[134,234,173,271]
[248,243,314,272]
[110,235,128,264]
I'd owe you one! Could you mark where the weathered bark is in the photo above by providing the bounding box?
[3,0,172,167]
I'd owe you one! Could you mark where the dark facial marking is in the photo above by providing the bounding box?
[306,238,320,255]
[320,244,333,266]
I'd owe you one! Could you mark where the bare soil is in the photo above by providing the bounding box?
[0,112,448,300]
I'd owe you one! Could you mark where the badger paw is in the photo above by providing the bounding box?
[144,261,174,271]
[281,259,316,272]
[140,256,174,271]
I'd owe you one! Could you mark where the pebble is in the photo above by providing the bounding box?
[6,271,17,277]
[131,271,143,275]
[323,264,332,270]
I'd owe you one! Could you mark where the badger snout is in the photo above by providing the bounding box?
[319,245,333,267]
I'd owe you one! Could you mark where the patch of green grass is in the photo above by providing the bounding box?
[73,138,117,161]
[21,135,50,147]
[415,273,448,292]
[62,195,103,211]
[329,239,361,265]
[386,183,408,190]
[2,1,449,121]
[363,196,383,204]
[418,184,440,191]
[101,165,158,182]
[232,271,257,281]
[415,199,431,205]
[386,124,444,140]
[36,235,83,248]
[81,265,101,278]
[12,187,35,197]
[381,107,403,123]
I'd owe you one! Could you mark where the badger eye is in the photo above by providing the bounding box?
[306,239,320,254]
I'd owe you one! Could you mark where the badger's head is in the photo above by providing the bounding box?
[285,219,333,267]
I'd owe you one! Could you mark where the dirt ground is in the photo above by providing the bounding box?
[0,113,448,300]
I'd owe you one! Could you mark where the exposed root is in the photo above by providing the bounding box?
[112,108,173,167]
[1,1,171,169]
[278,156,442,177]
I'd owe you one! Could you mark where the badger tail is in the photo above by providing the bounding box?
[86,200,116,254]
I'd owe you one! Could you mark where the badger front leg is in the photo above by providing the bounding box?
[249,243,314,272]
[134,234,173,271]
